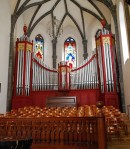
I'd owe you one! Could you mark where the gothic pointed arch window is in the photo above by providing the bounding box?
[35,34,44,60]
[64,37,77,68]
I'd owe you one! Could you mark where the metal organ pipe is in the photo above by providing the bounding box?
[103,41,108,91]
[15,47,99,94]
[15,42,33,96]
[108,44,114,92]
[102,33,114,92]
[32,58,58,91]
[70,54,99,90]
[95,28,117,93]
[106,42,112,91]
[14,27,118,100]
[16,49,20,95]
[26,49,31,95]
[86,58,89,88]
[25,50,28,95]
[20,48,24,95]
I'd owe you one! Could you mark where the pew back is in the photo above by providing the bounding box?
[0,117,106,149]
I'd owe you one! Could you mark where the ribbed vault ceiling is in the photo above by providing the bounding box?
[11,0,112,37]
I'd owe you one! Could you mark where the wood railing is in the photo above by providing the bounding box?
[0,115,106,149]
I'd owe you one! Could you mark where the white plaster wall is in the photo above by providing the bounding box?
[117,0,130,112]
[0,0,11,113]
[94,1,111,24]
[123,59,130,109]
[86,19,102,55]
[111,14,115,34]
[13,14,25,62]
[14,15,24,41]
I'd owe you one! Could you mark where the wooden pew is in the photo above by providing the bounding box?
[0,115,106,149]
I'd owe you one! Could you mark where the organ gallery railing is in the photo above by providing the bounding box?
[0,116,106,149]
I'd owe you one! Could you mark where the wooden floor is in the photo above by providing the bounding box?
[31,141,130,149]
[31,142,130,149]
[107,140,130,149]
[31,143,95,149]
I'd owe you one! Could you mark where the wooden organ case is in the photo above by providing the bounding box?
[12,25,120,110]
[95,28,120,108]
[13,25,33,97]
[58,61,70,91]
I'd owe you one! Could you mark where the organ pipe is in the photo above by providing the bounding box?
[95,28,118,93]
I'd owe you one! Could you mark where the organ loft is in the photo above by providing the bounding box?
[12,24,120,109]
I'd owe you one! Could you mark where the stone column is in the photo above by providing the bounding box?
[7,15,16,111]
[124,3,130,52]
[52,38,57,68]
[82,39,88,59]
[111,6,125,112]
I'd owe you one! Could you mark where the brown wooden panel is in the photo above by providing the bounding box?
[46,96,77,107]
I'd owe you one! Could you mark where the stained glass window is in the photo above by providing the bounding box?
[35,34,44,60]
[64,37,77,68]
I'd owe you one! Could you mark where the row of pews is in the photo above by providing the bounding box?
[0,104,107,149]
[103,106,128,141]
[0,104,128,149]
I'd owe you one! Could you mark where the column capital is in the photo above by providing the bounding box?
[52,38,57,44]
[83,53,88,58]
[52,55,57,59]
[82,39,88,59]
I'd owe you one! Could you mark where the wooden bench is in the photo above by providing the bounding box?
[0,116,106,149]
[46,96,77,107]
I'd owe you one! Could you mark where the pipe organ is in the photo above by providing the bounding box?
[95,28,118,93]
[31,55,98,91]
[70,54,99,90]
[14,35,33,96]
[58,61,70,91]
[95,28,119,108]
[32,55,58,91]
[13,25,120,109]
[14,39,99,96]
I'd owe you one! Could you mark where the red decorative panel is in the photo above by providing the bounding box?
[104,93,120,109]
[12,89,100,109]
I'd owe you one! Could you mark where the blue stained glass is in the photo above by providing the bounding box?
[64,37,77,68]
[35,34,44,60]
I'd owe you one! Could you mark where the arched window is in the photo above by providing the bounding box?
[119,1,129,63]
[34,34,44,60]
[64,37,77,68]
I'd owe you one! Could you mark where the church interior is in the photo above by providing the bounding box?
[0,0,130,148]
